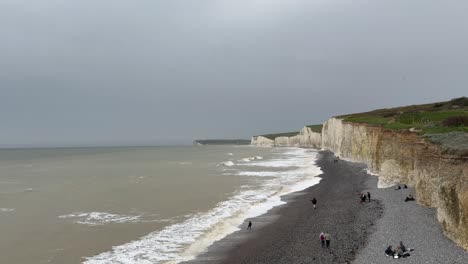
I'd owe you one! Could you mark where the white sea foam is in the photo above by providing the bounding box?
[84,148,322,264]
[220,161,235,167]
[236,170,302,177]
[239,156,264,162]
[59,212,142,225]
[0,208,15,212]
[245,158,310,168]
[227,153,234,156]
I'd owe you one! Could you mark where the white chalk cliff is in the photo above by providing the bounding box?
[251,117,468,250]
[321,117,468,250]
[251,126,322,148]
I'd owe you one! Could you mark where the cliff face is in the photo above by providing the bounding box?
[322,117,468,250]
[251,126,322,148]
[250,136,275,146]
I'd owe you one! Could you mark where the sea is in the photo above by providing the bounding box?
[0,146,322,264]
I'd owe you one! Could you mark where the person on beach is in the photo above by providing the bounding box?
[367,192,371,202]
[394,246,404,258]
[385,246,394,256]
[311,197,317,209]
[360,193,367,203]
[394,245,411,258]
[403,184,408,189]
[395,185,401,190]
[320,232,326,248]
[324,232,332,249]
[399,241,414,253]
[247,221,252,230]
[405,194,415,202]
[399,241,406,252]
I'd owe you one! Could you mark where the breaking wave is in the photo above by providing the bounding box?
[59,212,143,225]
[220,161,235,167]
[84,148,322,264]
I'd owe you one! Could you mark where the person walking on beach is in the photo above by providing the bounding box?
[311,197,317,209]
[319,232,326,248]
[367,192,371,202]
[247,221,252,230]
[324,232,332,249]
[360,193,367,203]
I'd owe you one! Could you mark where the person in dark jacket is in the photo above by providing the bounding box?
[311,197,317,209]
[360,193,367,203]
[367,192,371,202]
[405,194,415,202]
[399,241,406,252]
[385,246,394,256]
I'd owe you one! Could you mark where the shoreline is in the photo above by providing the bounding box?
[183,150,468,264]
[183,151,383,264]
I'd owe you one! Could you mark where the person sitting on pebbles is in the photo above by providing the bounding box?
[394,245,411,258]
[385,246,394,256]
[405,194,415,202]
[385,242,413,258]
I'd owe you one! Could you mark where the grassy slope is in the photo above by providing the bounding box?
[306,124,323,133]
[337,97,468,134]
[258,132,300,140]
[257,124,323,140]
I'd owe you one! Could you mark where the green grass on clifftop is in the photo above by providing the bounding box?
[306,124,323,133]
[257,132,299,140]
[337,97,468,135]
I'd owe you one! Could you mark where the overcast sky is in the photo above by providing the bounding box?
[1,0,467,147]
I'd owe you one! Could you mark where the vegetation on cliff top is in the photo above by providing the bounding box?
[338,97,468,134]
[256,124,323,140]
[257,131,299,140]
[194,139,251,145]
[306,124,323,133]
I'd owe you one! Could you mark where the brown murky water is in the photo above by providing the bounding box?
[0,146,320,264]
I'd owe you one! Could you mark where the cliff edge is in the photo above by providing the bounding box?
[251,97,468,250]
[322,117,468,250]
[251,125,322,148]
[321,97,468,250]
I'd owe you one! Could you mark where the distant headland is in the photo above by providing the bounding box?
[193,139,251,145]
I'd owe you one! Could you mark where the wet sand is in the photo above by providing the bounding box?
[184,151,383,264]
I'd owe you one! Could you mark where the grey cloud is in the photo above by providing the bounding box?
[0,0,466,146]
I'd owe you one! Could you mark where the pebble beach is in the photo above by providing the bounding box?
[183,151,468,264]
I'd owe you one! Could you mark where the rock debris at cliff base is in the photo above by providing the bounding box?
[353,176,468,264]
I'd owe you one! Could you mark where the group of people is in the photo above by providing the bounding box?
[395,184,416,202]
[319,232,332,249]
[360,192,371,203]
[404,194,415,202]
[385,241,412,258]
[310,199,333,249]
[394,184,408,190]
